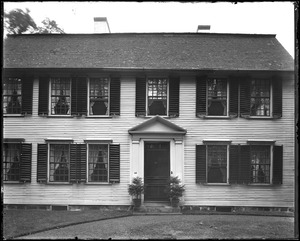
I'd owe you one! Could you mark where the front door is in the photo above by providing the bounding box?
[144,142,170,201]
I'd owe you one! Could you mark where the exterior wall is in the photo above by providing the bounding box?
[3,73,295,207]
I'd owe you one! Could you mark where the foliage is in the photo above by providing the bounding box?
[4,8,65,35]
[128,176,144,199]
[165,176,185,201]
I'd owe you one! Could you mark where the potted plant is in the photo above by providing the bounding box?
[128,176,144,208]
[165,176,185,207]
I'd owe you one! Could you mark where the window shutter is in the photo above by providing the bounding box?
[196,145,207,183]
[229,145,239,184]
[273,145,283,184]
[21,77,33,115]
[70,144,87,183]
[272,76,282,118]
[229,78,239,117]
[239,145,251,184]
[110,77,121,116]
[71,77,87,116]
[109,144,120,183]
[169,77,180,117]
[239,78,251,118]
[196,76,207,117]
[135,77,146,116]
[38,77,49,115]
[20,143,32,182]
[37,144,48,183]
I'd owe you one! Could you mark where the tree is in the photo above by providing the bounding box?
[4,8,65,34]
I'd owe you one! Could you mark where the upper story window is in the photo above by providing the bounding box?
[250,145,270,184]
[147,78,168,116]
[50,78,71,115]
[88,144,109,182]
[89,78,110,116]
[250,79,270,116]
[207,78,228,116]
[3,143,21,181]
[49,144,70,182]
[3,77,22,114]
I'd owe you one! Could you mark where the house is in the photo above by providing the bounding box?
[3,32,295,211]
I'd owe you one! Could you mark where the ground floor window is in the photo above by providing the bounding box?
[250,145,271,183]
[3,143,21,181]
[207,145,227,183]
[88,144,109,182]
[49,144,70,182]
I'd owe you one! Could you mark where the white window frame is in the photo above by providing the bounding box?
[3,77,23,116]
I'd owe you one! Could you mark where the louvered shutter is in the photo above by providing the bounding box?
[229,145,239,184]
[196,145,207,183]
[229,77,239,117]
[71,77,87,116]
[109,144,120,183]
[70,144,87,183]
[169,77,180,117]
[38,77,49,115]
[135,77,147,116]
[196,76,207,117]
[273,145,283,184]
[239,145,251,184]
[110,77,121,116]
[20,143,32,182]
[239,78,251,118]
[21,77,33,115]
[37,144,48,182]
[272,76,282,118]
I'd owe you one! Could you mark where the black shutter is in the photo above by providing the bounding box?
[272,76,282,118]
[229,77,239,117]
[169,77,180,117]
[109,144,120,183]
[38,77,49,115]
[196,76,207,117]
[71,77,87,116]
[229,145,239,184]
[110,77,121,116]
[273,145,283,184]
[20,143,32,182]
[196,145,207,183]
[240,78,251,118]
[37,144,48,182]
[70,144,87,183]
[21,77,33,115]
[239,145,251,184]
[135,77,146,116]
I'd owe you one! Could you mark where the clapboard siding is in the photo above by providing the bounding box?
[3,75,294,207]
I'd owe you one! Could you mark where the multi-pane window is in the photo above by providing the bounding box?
[250,79,270,116]
[207,78,227,116]
[147,78,168,115]
[89,78,109,115]
[3,78,22,114]
[49,144,70,182]
[3,143,21,181]
[250,145,270,183]
[207,145,227,183]
[50,78,71,115]
[88,144,109,182]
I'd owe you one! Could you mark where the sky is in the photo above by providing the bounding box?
[3,1,296,58]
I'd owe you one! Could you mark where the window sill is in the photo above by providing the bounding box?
[202,116,232,119]
[3,181,25,184]
[86,116,113,119]
[202,183,231,186]
[241,116,280,120]
[3,114,27,117]
[85,182,111,185]
[47,115,73,118]
[46,182,73,185]
[247,183,272,186]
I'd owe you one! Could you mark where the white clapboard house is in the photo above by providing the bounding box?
[3,32,295,211]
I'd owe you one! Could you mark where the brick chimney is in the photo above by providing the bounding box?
[197,25,211,32]
[94,17,111,33]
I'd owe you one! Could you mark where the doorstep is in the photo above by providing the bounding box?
[132,201,182,214]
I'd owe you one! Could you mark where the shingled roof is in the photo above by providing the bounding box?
[3,33,294,71]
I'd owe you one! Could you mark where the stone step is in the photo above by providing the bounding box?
[133,203,182,214]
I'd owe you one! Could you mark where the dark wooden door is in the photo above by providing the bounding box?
[144,142,170,201]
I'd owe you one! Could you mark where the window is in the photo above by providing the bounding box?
[88,144,109,182]
[3,143,21,181]
[49,144,70,182]
[50,78,71,115]
[250,145,270,183]
[89,78,109,115]
[250,79,270,116]
[207,145,227,183]
[207,79,228,116]
[147,78,168,116]
[3,77,22,114]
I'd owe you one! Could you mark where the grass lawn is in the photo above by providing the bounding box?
[3,209,132,239]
